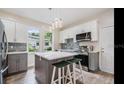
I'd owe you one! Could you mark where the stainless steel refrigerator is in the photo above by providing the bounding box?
[0,20,8,84]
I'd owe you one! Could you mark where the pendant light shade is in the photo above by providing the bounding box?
[49,8,63,31]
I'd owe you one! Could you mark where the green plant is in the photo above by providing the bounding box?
[45,32,52,42]
[28,44,37,52]
[45,47,52,51]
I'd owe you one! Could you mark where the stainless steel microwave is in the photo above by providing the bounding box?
[76,32,91,41]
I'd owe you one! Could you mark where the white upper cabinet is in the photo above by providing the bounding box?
[1,19,16,42]
[60,26,78,43]
[60,31,66,43]
[1,19,28,43]
[59,19,98,43]
[16,22,28,43]
[89,20,98,41]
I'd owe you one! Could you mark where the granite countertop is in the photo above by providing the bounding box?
[35,51,79,60]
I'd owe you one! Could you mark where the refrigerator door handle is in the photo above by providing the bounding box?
[2,31,8,60]
[4,32,8,60]
[1,66,8,73]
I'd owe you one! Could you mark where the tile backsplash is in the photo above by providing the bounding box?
[79,41,99,51]
[60,42,81,52]
[8,42,27,52]
[60,41,99,52]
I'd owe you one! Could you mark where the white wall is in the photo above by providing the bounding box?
[52,29,60,51]
[28,53,35,67]
[98,9,114,28]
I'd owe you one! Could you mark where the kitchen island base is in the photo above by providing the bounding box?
[35,54,74,84]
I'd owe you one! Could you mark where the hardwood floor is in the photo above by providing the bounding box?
[5,68,38,84]
[5,67,114,84]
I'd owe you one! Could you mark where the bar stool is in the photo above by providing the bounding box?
[51,61,73,84]
[66,58,84,84]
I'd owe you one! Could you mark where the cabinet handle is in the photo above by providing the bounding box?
[16,58,19,71]
[16,59,17,71]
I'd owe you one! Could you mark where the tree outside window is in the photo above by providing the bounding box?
[44,32,52,51]
[28,29,40,52]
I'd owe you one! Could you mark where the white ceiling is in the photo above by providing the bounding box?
[0,8,109,27]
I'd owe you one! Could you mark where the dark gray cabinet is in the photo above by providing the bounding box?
[7,53,27,74]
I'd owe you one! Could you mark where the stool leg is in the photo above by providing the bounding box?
[65,67,68,84]
[62,67,64,84]
[78,61,84,83]
[67,65,73,84]
[51,67,56,84]
[58,68,61,84]
[73,63,76,84]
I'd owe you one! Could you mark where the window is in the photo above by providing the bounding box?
[28,29,40,52]
[44,32,52,51]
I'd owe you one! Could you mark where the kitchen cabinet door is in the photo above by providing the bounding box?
[7,54,17,74]
[90,20,98,41]
[59,31,64,43]
[60,31,66,43]
[62,29,75,42]
[16,23,28,43]
[18,53,27,71]
[7,53,28,75]
[1,19,16,42]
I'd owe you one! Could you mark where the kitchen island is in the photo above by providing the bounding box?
[35,51,79,84]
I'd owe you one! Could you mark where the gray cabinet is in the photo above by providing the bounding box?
[18,54,27,71]
[88,52,99,71]
[8,54,17,74]
[7,53,28,74]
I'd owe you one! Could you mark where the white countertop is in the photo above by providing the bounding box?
[35,51,79,60]
[88,50,99,53]
[7,51,28,54]
[79,52,88,55]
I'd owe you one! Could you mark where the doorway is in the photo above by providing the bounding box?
[27,28,40,67]
[99,26,114,74]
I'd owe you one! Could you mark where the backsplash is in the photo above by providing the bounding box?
[79,41,99,51]
[8,42,27,52]
[60,42,81,52]
[60,41,99,52]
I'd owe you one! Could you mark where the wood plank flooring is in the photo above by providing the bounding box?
[5,67,114,84]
